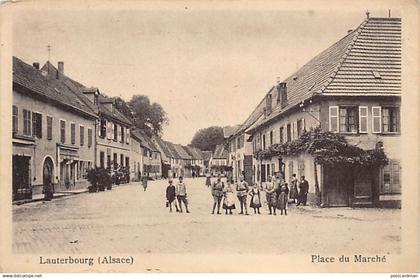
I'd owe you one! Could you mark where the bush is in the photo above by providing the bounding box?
[87,167,112,193]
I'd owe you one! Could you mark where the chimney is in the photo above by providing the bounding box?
[56,61,64,79]
[32,62,40,70]
[277,82,287,108]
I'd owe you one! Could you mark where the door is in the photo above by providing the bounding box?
[353,167,373,205]
[243,155,253,185]
[324,165,350,206]
[12,155,31,200]
[261,164,266,182]
[43,157,54,194]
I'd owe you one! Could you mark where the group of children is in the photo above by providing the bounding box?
[165,176,190,213]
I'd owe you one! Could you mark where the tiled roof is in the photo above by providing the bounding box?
[164,141,182,159]
[213,144,228,159]
[247,17,401,133]
[13,57,97,118]
[152,136,173,158]
[201,151,213,161]
[183,146,204,160]
[131,129,159,152]
[41,62,132,126]
[173,144,193,160]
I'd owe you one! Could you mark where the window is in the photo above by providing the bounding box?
[60,120,66,143]
[126,129,130,144]
[88,128,93,147]
[120,154,124,166]
[100,151,105,168]
[286,124,292,142]
[23,109,31,136]
[372,106,382,133]
[339,107,358,133]
[47,116,53,140]
[359,106,368,133]
[329,106,339,133]
[80,126,85,146]
[121,126,124,143]
[297,119,305,138]
[262,134,266,150]
[270,130,273,145]
[279,127,284,144]
[100,118,106,138]
[71,123,76,144]
[12,106,18,133]
[381,160,400,194]
[32,112,42,138]
[382,107,399,133]
[113,153,118,168]
[114,124,118,141]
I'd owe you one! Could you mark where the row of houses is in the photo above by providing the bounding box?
[220,16,401,208]
[11,57,209,201]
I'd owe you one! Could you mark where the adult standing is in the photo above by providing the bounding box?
[277,182,290,215]
[236,176,249,215]
[264,176,277,215]
[176,176,190,213]
[211,175,225,214]
[297,175,309,206]
[289,174,299,204]
[166,179,179,212]
[249,183,262,214]
[222,179,236,214]
[205,172,212,187]
[142,175,148,191]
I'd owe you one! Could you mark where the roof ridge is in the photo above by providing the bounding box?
[319,18,369,94]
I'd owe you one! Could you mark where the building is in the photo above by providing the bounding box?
[12,57,98,200]
[246,16,401,208]
[210,144,229,176]
[201,151,213,173]
[130,128,143,181]
[183,145,205,176]
[131,129,162,179]
[151,135,172,178]
[164,141,182,178]
[172,144,194,178]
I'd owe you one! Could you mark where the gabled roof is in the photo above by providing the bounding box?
[152,136,173,158]
[223,125,241,138]
[201,150,213,161]
[13,57,97,118]
[247,17,401,133]
[183,146,204,160]
[41,61,132,126]
[131,129,159,152]
[173,144,193,160]
[213,144,228,159]
[164,141,182,159]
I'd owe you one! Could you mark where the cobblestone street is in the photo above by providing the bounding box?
[13,177,401,254]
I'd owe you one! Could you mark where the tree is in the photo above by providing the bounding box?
[191,126,224,152]
[124,95,169,136]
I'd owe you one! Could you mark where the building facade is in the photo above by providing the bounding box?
[12,58,98,200]
[247,17,401,208]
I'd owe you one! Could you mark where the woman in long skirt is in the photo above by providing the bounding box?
[223,180,236,214]
[249,184,262,214]
[289,174,299,203]
[277,182,290,215]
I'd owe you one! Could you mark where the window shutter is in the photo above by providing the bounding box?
[117,126,121,142]
[372,106,382,133]
[302,118,306,132]
[329,106,339,132]
[359,106,368,133]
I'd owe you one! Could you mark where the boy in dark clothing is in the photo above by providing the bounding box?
[166,180,179,212]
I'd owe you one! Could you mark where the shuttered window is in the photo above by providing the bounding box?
[372,106,382,133]
[279,127,284,144]
[329,106,339,133]
[359,106,368,133]
[382,107,399,133]
[381,160,401,194]
[286,124,292,142]
[88,128,93,147]
[80,125,85,146]
[126,129,130,144]
[71,123,76,144]
[23,109,32,136]
[47,116,53,140]
[60,120,66,143]
[32,112,42,138]
[12,106,18,133]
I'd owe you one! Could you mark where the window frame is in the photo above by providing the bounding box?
[23,109,32,136]
[372,106,382,134]
[359,106,368,134]
[70,122,76,145]
[60,119,66,143]
[382,106,400,134]
[46,116,53,140]
[79,125,85,146]
[12,105,18,133]
[329,106,339,133]
[88,128,93,148]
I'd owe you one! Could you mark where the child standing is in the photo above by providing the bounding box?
[249,183,262,214]
[166,180,178,212]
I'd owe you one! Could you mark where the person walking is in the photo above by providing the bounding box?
[264,176,277,215]
[142,175,148,191]
[277,182,290,215]
[289,174,299,204]
[249,183,262,214]
[236,176,249,215]
[176,176,190,213]
[222,180,236,214]
[297,175,309,206]
[166,180,179,212]
[211,175,225,214]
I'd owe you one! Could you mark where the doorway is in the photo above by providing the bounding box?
[12,155,31,200]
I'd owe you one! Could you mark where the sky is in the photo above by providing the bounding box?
[11,3,399,144]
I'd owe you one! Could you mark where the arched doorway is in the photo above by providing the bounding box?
[43,157,54,201]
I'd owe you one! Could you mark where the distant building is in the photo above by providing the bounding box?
[131,129,162,179]
[12,57,98,200]
[183,146,205,176]
[210,144,229,176]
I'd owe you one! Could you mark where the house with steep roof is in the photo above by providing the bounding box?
[163,141,183,178]
[183,145,205,177]
[201,150,213,173]
[210,144,229,176]
[151,135,172,178]
[12,57,98,200]
[246,16,401,208]
[131,129,162,179]
[41,62,134,184]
